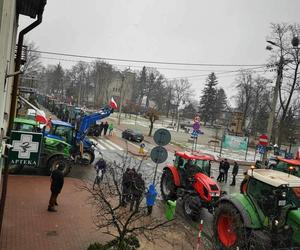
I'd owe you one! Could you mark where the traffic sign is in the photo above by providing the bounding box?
[259,134,268,146]
[150,146,168,164]
[8,131,43,166]
[258,145,266,154]
[153,129,171,146]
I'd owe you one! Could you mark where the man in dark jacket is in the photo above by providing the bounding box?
[223,159,230,183]
[48,165,65,212]
[217,160,225,182]
[230,161,239,186]
[103,121,109,136]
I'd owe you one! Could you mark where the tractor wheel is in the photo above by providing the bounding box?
[182,195,201,221]
[160,169,177,201]
[213,202,247,249]
[82,150,95,164]
[8,164,24,174]
[47,156,71,176]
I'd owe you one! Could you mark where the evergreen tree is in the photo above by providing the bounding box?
[199,72,218,125]
[213,88,227,123]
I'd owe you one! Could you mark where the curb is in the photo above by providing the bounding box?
[128,150,149,159]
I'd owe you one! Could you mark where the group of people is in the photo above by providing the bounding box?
[121,168,157,215]
[217,159,239,186]
[99,121,114,136]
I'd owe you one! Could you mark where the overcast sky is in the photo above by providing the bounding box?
[20,0,300,104]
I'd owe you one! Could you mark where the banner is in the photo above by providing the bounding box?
[223,135,248,151]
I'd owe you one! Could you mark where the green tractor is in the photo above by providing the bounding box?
[10,117,72,176]
[213,168,300,249]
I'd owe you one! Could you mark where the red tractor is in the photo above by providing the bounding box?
[160,151,222,219]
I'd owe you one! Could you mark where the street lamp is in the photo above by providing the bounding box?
[265,36,299,150]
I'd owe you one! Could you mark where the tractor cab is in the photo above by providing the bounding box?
[271,157,300,177]
[174,151,213,177]
[46,120,75,145]
[245,169,300,215]
[13,117,40,132]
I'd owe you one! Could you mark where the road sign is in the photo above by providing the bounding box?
[258,145,266,154]
[153,129,171,146]
[150,146,168,164]
[259,134,268,146]
[8,131,43,166]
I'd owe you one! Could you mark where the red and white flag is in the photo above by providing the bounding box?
[35,109,48,124]
[109,97,118,109]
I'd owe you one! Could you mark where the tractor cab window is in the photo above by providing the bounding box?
[247,178,276,216]
[287,187,300,208]
[51,125,74,144]
[175,156,186,168]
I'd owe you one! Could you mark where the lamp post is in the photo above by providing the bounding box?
[265,36,299,153]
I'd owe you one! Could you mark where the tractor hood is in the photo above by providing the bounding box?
[287,210,300,246]
[194,172,221,196]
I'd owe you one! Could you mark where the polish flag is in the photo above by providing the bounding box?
[35,109,48,124]
[109,97,118,109]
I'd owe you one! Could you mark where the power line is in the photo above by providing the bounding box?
[30,49,266,67]
[39,56,262,74]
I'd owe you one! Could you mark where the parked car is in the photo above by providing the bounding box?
[122,129,144,142]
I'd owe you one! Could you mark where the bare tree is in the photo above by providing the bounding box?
[82,158,171,249]
[267,23,300,145]
[171,79,192,131]
[145,108,159,136]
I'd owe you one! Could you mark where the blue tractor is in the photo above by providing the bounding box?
[44,106,113,164]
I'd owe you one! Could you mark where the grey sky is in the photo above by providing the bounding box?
[20,0,300,103]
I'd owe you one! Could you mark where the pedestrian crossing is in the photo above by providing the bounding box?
[89,137,124,151]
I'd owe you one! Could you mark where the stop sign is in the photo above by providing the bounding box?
[259,134,268,146]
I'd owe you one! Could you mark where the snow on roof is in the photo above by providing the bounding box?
[247,169,300,188]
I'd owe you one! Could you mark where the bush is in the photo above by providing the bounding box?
[87,235,140,250]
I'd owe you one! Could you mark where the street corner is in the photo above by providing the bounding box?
[128,150,149,159]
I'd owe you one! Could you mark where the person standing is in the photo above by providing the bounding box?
[103,121,109,136]
[108,123,114,136]
[217,160,224,182]
[145,184,157,215]
[223,159,230,183]
[230,161,239,186]
[48,165,65,212]
[99,122,104,136]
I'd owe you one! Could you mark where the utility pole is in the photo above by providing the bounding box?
[266,56,284,144]
[118,73,126,125]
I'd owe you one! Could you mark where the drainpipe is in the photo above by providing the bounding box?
[0,12,44,236]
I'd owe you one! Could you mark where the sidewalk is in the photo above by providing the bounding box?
[0,175,205,250]
[0,176,107,250]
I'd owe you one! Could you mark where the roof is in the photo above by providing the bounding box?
[17,0,47,18]
[51,120,74,128]
[14,117,37,126]
[277,157,300,166]
[247,169,300,188]
[175,151,215,161]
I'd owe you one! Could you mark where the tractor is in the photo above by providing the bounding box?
[10,117,72,176]
[213,168,300,249]
[269,156,300,177]
[160,151,222,219]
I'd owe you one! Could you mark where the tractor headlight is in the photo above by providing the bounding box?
[210,192,220,197]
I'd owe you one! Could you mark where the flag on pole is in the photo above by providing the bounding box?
[35,109,48,124]
[109,97,118,109]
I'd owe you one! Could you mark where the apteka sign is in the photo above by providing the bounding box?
[8,131,42,166]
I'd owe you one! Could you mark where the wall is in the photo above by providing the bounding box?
[0,0,17,178]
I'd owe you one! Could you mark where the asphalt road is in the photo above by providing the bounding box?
[67,131,249,242]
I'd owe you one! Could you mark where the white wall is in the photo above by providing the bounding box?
[0,0,17,176]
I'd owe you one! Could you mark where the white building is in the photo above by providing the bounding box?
[0,0,47,177]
